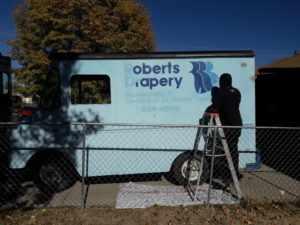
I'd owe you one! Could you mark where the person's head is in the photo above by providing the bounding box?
[219,73,232,88]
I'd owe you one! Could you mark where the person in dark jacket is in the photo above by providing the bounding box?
[205,86,220,113]
[212,73,243,182]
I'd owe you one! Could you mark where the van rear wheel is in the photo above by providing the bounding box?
[31,157,76,192]
[170,153,209,185]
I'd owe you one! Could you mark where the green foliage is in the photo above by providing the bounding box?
[7,0,156,97]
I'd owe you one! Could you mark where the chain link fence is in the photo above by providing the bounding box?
[0,122,299,210]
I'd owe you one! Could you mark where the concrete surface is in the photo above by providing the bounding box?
[46,164,299,208]
[1,164,299,210]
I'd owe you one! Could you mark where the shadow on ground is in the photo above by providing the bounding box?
[0,168,55,212]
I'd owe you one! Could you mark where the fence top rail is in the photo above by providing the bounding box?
[1,122,300,130]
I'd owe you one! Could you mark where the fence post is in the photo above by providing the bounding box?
[207,126,217,205]
[81,123,86,210]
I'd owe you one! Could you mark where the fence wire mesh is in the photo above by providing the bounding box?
[0,123,299,210]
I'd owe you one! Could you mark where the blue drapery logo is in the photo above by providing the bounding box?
[190,61,218,94]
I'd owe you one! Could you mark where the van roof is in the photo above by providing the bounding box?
[49,50,254,60]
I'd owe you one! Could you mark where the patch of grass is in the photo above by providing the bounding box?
[1,201,300,225]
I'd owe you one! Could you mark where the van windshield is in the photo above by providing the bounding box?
[39,68,61,109]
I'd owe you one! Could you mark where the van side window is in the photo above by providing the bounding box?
[40,68,61,109]
[71,75,111,104]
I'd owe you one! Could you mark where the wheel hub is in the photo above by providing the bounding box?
[181,159,202,181]
[39,164,62,186]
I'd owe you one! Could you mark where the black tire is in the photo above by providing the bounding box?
[170,153,209,185]
[31,156,77,192]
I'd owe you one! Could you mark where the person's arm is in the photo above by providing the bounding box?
[211,90,222,113]
[237,89,241,104]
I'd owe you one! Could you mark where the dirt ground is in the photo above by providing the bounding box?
[0,200,299,225]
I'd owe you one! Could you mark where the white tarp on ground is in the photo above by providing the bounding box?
[116,182,238,209]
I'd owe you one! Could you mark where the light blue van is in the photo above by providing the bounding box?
[9,51,256,191]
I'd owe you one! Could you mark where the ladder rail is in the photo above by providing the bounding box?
[214,116,243,199]
[185,117,206,193]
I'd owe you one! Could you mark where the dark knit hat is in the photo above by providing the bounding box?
[219,73,232,88]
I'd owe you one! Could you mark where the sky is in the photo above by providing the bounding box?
[1,0,299,67]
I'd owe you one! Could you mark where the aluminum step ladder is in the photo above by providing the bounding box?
[187,112,243,202]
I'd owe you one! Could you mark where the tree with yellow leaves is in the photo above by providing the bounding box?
[7,0,156,97]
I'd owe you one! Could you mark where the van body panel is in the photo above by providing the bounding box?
[10,51,256,176]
